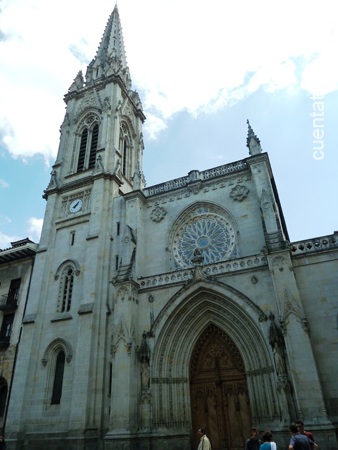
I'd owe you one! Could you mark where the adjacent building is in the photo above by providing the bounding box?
[0,239,37,431]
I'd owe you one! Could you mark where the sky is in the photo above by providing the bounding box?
[0,0,337,249]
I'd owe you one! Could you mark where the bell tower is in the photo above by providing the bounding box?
[5,6,146,449]
[46,4,145,199]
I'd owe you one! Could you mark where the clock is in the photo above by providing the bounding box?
[69,199,83,213]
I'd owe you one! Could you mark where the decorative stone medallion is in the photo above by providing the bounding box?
[150,205,167,222]
[230,184,249,202]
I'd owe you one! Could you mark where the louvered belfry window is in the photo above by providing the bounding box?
[77,129,88,171]
[77,118,99,172]
[88,124,99,168]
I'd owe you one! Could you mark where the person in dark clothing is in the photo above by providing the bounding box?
[245,427,261,450]
[0,433,6,450]
[295,420,315,447]
[289,424,317,450]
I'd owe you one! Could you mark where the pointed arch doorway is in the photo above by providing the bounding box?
[190,324,252,450]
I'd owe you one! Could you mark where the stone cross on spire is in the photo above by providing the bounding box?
[246,119,263,155]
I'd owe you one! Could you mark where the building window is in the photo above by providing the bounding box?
[77,121,99,172]
[51,350,65,405]
[119,124,131,178]
[0,378,8,420]
[7,278,21,305]
[89,124,99,168]
[58,266,74,312]
[0,314,14,346]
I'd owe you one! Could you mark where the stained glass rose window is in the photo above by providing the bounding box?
[172,207,236,268]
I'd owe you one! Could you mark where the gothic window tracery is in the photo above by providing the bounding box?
[171,204,237,268]
[57,265,74,312]
[77,115,100,172]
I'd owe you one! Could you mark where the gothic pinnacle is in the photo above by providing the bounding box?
[246,119,263,155]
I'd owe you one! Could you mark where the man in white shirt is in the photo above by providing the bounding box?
[197,428,211,450]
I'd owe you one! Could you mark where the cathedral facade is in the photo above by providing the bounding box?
[3,6,338,450]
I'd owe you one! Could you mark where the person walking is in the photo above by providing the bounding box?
[260,430,277,450]
[197,428,211,450]
[289,424,317,450]
[245,427,261,450]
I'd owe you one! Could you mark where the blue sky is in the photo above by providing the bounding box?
[1,0,337,249]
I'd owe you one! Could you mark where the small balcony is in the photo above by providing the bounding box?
[0,294,18,312]
[0,336,10,349]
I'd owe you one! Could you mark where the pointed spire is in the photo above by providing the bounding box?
[246,119,263,155]
[85,5,131,88]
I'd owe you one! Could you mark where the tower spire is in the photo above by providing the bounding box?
[85,5,131,89]
[246,119,263,155]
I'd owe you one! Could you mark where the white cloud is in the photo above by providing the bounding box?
[0,179,10,188]
[0,217,42,249]
[0,0,338,159]
[27,217,43,243]
[0,230,20,250]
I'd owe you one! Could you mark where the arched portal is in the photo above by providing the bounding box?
[190,324,251,450]
[150,282,280,448]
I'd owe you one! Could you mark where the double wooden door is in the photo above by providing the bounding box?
[190,325,252,450]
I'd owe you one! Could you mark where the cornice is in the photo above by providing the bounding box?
[43,171,122,199]
[138,253,268,291]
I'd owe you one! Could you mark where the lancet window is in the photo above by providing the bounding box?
[42,338,73,409]
[51,350,65,405]
[119,123,131,178]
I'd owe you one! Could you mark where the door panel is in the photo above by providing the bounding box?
[190,325,251,450]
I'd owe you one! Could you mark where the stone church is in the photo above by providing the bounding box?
[4,5,338,450]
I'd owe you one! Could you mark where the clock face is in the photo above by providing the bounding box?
[69,199,83,213]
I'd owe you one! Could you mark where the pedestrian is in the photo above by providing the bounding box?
[197,428,211,450]
[295,420,315,446]
[260,430,277,450]
[245,427,261,450]
[0,434,6,450]
[289,424,317,450]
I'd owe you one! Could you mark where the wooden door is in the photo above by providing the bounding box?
[190,324,252,450]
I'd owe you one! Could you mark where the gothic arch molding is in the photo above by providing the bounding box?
[120,115,136,139]
[150,283,280,431]
[41,337,73,366]
[54,259,80,280]
[151,279,268,332]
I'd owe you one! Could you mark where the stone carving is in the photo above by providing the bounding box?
[137,332,151,389]
[93,154,104,173]
[47,169,58,189]
[191,248,204,265]
[269,313,287,376]
[150,204,167,222]
[230,184,249,201]
[111,317,135,356]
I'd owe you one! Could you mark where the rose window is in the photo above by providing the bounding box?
[172,209,236,268]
